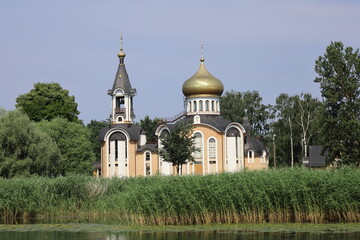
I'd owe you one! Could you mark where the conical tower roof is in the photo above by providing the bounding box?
[108,48,136,95]
[182,58,224,98]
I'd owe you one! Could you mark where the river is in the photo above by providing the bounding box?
[1,223,360,240]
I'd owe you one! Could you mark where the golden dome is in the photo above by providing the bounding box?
[182,58,224,98]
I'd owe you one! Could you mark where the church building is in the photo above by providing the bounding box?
[99,46,269,178]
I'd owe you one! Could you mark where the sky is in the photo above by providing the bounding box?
[1,0,360,123]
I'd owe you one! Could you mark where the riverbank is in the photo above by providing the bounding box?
[1,223,360,233]
[0,167,359,225]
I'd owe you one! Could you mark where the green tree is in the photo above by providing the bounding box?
[16,82,80,122]
[36,118,95,175]
[0,107,7,117]
[293,93,323,158]
[158,122,196,175]
[273,93,322,167]
[0,110,60,178]
[221,90,272,137]
[273,94,299,167]
[314,41,360,166]
[86,119,109,161]
[139,115,161,142]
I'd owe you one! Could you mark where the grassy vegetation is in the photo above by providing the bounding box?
[0,167,359,225]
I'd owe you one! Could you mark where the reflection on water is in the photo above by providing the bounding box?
[1,230,360,240]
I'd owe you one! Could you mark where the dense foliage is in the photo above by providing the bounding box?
[221,90,272,137]
[139,115,161,142]
[16,82,80,122]
[0,168,359,225]
[314,41,360,166]
[273,93,323,167]
[36,118,95,175]
[0,110,60,178]
[86,120,109,162]
[0,110,96,177]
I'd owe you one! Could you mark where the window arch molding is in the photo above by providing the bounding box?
[193,131,204,159]
[144,151,152,176]
[247,150,255,163]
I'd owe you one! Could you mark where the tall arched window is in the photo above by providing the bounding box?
[205,100,209,111]
[209,138,216,159]
[194,132,203,159]
[193,101,197,111]
[145,151,151,176]
[199,100,203,111]
[211,101,215,111]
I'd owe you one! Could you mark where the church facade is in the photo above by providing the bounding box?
[99,47,269,178]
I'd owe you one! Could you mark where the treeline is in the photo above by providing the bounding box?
[0,83,109,178]
[220,91,323,167]
[220,41,360,167]
[1,168,359,224]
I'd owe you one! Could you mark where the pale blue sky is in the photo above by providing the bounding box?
[1,0,359,123]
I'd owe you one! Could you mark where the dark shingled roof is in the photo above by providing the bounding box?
[308,146,327,167]
[245,137,267,156]
[165,115,231,132]
[137,143,157,153]
[108,58,136,95]
[99,124,142,141]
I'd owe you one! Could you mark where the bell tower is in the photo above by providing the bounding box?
[108,39,136,124]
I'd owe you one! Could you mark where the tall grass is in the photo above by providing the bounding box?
[0,167,359,225]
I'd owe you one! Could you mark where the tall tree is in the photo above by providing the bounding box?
[139,115,161,142]
[221,90,272,137]
[293,93,323,158]
[0,110,60,178]
[158,122,196,175]
[36,118,95,175]
[274,94,298,167]
[16,82,80,122]
[314,41,360,166]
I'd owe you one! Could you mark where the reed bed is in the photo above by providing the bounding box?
[0,167,359,225]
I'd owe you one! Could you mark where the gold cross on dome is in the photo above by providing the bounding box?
[200,42,204,58]
[120,35,123,49]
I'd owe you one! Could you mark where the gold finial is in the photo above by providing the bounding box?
[200,43,205,62]
[118,35,126,58]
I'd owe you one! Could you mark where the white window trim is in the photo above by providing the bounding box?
[144,151,152,176]
[247,150,255,164]
[207,137,218,173]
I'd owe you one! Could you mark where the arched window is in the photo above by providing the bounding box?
[261,150,266,163]
[211,101,215,111]
[109,132,127,161]
[209,138,216,159]
[117,117,123,122]
[205,100,209,111]
[145,151,151,176]
[248,150,254,163]
[146,152,151,161]
[226,128,241,158]
[199,100,203,111]
[193,101,197,111]
[216,101,220,112]
[194,132,203,159]
[188,101,191,112]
